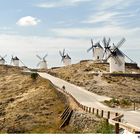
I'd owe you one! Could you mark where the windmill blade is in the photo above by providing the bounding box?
[120,50,136,63]
[114,55,123,65]
[102,37,107,47]
[105,53,113,61]
[63,49,65,56]
[91,39,93,46]
[19,59,26,67]
[102,49,107,59]
[87,46,93,52]
[43,54,48,59]
[36,55,42,60]
[59,51,63,57]
[115,38,126,49]
[106,38,111,47]
[37,62,41,67]
[61,57,64,62]
[3,55,7,59]
[97,42,102,48]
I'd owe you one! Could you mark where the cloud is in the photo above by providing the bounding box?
[83,12,119,24]
[0,33,139,68]
[35,0,92,8]
[98,0,134,10]
[51,26,140,38]
[16,16,41,27]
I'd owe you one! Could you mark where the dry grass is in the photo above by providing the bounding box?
[0,65,66,133]
[48,61,140,109]
[0,65,115,134]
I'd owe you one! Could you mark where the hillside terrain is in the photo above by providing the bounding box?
[0,65,67,133]
[0,65,108,133]
[48,61,140,109]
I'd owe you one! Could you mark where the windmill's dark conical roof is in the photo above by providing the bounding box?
[97,43,103,49]
[12,56,19,60]
[0,58,4,61]
[65,54,71,59]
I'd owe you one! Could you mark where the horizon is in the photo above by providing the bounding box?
[0,0,140,68]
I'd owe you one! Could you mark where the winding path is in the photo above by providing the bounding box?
[38,72,140,130]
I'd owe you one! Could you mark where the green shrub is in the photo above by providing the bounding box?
[96,120,114,134]
[120,99,131,106]
[31,73,39,81]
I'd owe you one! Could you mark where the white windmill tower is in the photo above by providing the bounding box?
[36,54,48,69]
[10,55,26,67]
[10,56,20,66]
[0,55,7,65]
[106,38,126,73]
[87,39,104,61]
[59,49,71,66]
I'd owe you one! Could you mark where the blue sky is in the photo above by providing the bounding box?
[0,0,140,68]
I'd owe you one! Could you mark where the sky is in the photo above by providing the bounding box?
[0,0,140,68]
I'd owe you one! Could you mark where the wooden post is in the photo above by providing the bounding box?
[134,102,136,111]
[86,107,88,112]
[101,110,104,118]
[96,109,99,116]
[106,118,109,124]
[83,106,85,110]
[89,107,91,113]
[107,111,110,119]
[115,123,119,134]
[92,108,94,114]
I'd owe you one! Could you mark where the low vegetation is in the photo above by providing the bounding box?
[48,61,140,110]
[0,65,113,134]
[104,98,132,108]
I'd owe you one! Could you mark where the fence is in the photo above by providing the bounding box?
[56,87,140,134]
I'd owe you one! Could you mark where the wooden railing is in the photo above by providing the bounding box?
[56,87,140,134]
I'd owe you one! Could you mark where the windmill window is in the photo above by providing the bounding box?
[97,56,99,59]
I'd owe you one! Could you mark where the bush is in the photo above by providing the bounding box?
[96,120,114,134]
[120,99,131,106]
[31,73,39,81]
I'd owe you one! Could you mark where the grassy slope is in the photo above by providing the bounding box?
[48,61,140,108]
[0,65,66,133]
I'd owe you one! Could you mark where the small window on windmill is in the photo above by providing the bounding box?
[97,56,99,59]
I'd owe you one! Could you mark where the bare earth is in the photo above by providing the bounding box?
[48,61,140,109]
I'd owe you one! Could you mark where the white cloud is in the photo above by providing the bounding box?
[83,12,119,24]
[36,0,92,8]
[16,16,41,27]
[99,0,134,10]
[51,26,140,38]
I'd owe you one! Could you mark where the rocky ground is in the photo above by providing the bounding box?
[0,65,107,134]
[48,61,140,109]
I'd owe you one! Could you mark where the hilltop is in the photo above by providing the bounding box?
[48,61,140,109]
[0,65,110,133]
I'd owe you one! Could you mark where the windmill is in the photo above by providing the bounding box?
[10,55,26,67]
[59,49,71,66]
[36,54,48,69]
[105,38,126,73]
[102,37,111,61]
[0,55,7,65]
[87,39,103,60]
